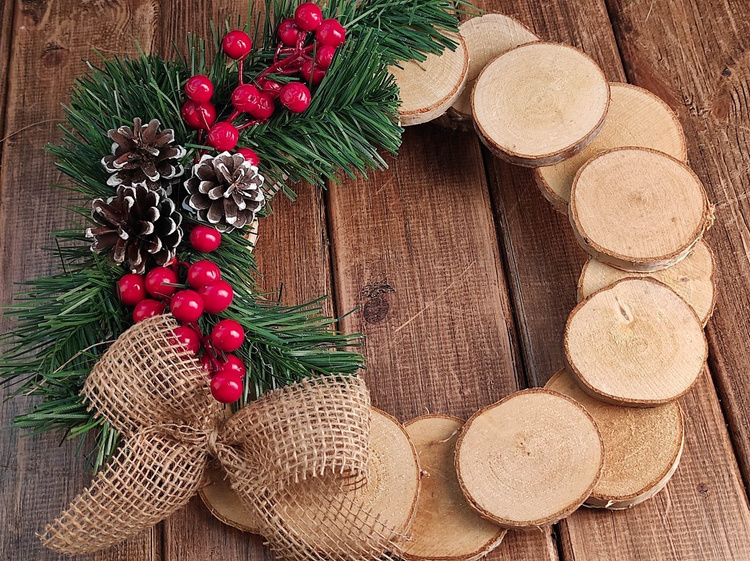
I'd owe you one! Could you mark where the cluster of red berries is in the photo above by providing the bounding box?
[180,3,345,158]
[116,225,247,404]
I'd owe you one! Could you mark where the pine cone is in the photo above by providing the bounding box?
[86,185,183,274]
[101,118,186,194]
[184,152,265,232]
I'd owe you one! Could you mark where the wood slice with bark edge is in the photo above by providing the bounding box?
[277,407,420,556]
[569,147,713,272]
[391,34,469,126]
[472,42,610,167]
[565,277,708,406]
[455,389,603,529]
[443,14,538,128]
[400,415,506,561]
[577,240,717,326]
[545,369,685,509]
[199,465,263,535]
[534,82,688,213]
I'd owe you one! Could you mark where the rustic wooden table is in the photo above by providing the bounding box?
[2,0,750,559]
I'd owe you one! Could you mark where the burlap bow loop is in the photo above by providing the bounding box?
[40,315,400,561]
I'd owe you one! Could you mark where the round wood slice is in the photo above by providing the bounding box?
[280,407,421,555]
[472,42,610,167]
[447,14,538,125]
[401,415,506,561]
[455,389,603,528]
[565,277,707,406]
[578,240,716,325]
[569,147,713,272]
[199,465,263,534]
[535,82,688,212]
[391,34,469,126]
[545,369,684,509]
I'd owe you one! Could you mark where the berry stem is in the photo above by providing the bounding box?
[238,59,244,85]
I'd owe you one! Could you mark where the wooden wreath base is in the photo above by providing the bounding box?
[578,240,716,326]
[400,415,506,561]
[391,34,469,126]
[535,82,688,212]
[445,14,538,126]
[472,42,610,167]
[199,466,263,534]
[455,389,603,528]
[569,147,712,272]
[546,369,684,509]
[565,278,707,406]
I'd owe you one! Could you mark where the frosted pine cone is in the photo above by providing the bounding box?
[86,184,183,274]
[101,118,186,194]
[184,152,265,232]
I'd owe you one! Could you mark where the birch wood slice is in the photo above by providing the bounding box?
[401,415,506,561]
[578,240,716,325]
[569,147,712,272]
[391,34,469,126]
[545,369,684,509]
[565,278,707,406]
[447,14,538,125]
[535,83,688,212]
[472,42,610,167]
[280,407,420,556]
[455,389,603,528]
[199,465,263,534]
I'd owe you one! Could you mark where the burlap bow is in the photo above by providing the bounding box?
[41,315,401,561]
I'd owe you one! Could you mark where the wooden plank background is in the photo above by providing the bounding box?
[1,0,749,560]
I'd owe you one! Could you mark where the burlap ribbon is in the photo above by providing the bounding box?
[41,315,401,560]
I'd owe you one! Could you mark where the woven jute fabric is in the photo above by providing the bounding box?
[40,315,400,560]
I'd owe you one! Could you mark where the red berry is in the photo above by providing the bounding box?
[237,148,259,166]
[278,18,301,46]
[211,319,245,352]
[207,122,239,151]
[210,370,243,403]
[187,260,221,288]
[301,60,326,85]
[315,44,336,69]
[231,84,261,113]
[279,82,311,113]
[184,75,214,103]
[199,280,234,314]
[182,100,216,130]
[201,353,216,374]
[170,290,204,323]
[216,354,246,378]
[173,325,201,354]
[133,299,166,323]
[257,78,282,99]
[189,226,222,252]
[295,3,323,31]
[144,266,178,299]
[316,19,345,47]
[222,30,252,60]
[118,273,146,306]
[249,92,276,120]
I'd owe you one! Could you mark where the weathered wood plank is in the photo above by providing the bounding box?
[0,0,16,153]
[481,0,750,558]
[0,2,160,560]
[606,0,750,498]
[327,126,555,558]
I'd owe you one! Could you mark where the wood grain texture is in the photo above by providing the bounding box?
[0,1,159,560]
[0,0,16,154]
[605,0,750,504]
[326,125,556,559]
[479,0,750,559]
